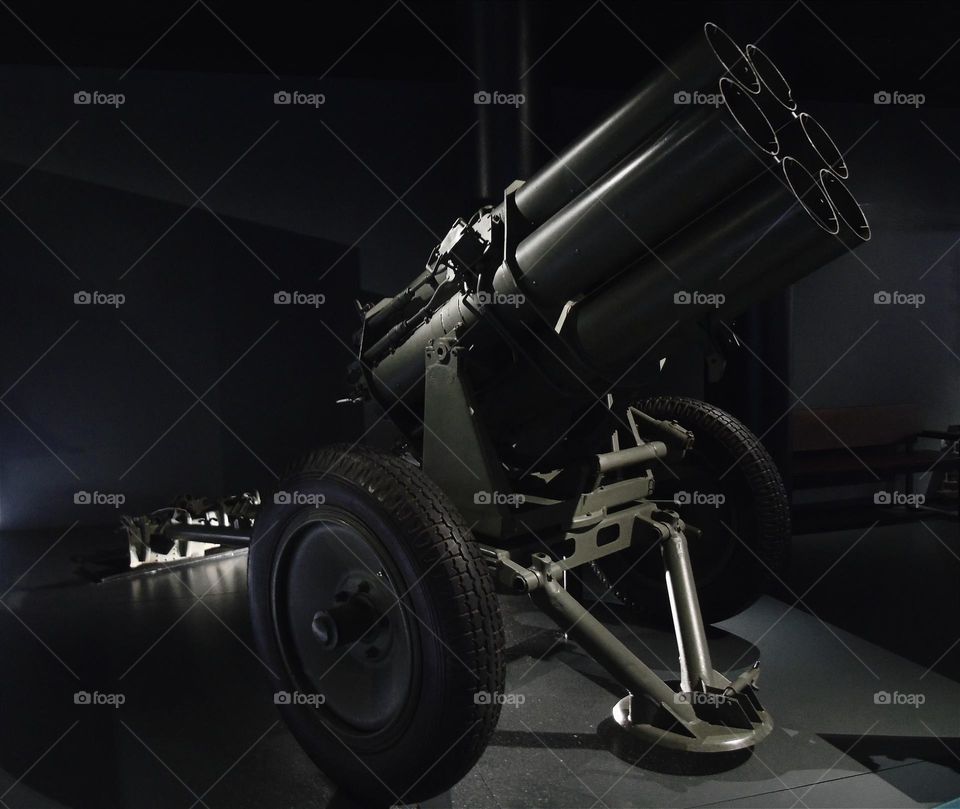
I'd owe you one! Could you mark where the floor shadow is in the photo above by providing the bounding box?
[821,732,960,773]
[489,728,610,751]
[820,732,960,805]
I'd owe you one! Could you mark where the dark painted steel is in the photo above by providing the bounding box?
[506,77,779,307]
[163,524,252,546]
[512,23,759,228]
[661,521,714,692]
[717,166,869,316]
[745,43,797,129]
[777,112,849,179]
[567,157,840,368]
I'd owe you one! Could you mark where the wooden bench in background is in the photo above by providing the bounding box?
[789,404,958,534]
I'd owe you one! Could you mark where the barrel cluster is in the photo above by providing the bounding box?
[497,23,870,367]
[359,23,870,453]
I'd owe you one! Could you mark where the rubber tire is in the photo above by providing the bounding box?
[593,396,790,623]
[248,444,505,806]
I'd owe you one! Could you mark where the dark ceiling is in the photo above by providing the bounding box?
[0,1,956,106]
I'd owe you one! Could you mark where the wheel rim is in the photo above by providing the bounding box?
[272,509,415,736]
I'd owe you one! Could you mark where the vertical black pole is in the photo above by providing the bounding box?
[517,0,546,179]
[471,1,495,204]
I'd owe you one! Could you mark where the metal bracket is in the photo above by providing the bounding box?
[422,337,514,537]
[488,512,773,753]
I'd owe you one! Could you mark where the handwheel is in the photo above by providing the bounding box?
[248,444,505,806]
[593,396,791,623]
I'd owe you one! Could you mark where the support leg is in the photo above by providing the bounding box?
[518,513,773,753]
[659,512,715,692]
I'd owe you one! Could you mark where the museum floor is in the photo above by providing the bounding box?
[0,520,957,808]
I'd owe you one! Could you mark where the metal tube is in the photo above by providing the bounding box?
[365,291,480,410]
[715,166,870,317]
[566,157,841,368]
[745,44,797,130]
[743,45,846,180]
[777,112,849,179]
[661,523,714,692]
[364,290,519,420]
[529,572,680,706]
[512,22,759,228]
[163,524,252,546]
[507,77,778,307]
[363,268,436,335]
[596,441,667,474]
[819,168,869,238]
[802,114,849,178]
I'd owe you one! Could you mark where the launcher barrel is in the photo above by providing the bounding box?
[353,22,870,466]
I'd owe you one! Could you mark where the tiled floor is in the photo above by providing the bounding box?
[0,521,957,808]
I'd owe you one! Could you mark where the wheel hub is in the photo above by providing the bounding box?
[276,516,414,734]
[309,579,393,662]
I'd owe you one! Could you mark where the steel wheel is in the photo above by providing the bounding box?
[273,509,416,739]
[248,445,504,806]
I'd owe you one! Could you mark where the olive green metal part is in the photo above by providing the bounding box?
[419,335,772,753]
[422,339,512,537]
[519,526,773,753]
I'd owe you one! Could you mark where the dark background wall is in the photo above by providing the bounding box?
[0,0,957,528]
